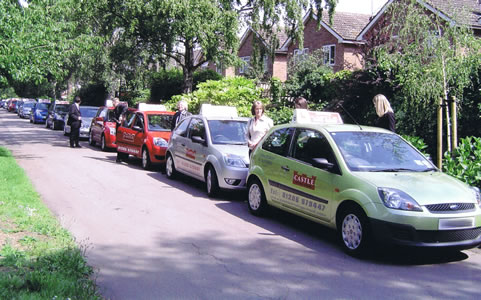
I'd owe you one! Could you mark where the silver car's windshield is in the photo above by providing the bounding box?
[208,120,248,145]
[80,108,98,118]
[331,132,435,172]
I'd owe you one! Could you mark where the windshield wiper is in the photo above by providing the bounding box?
[371,168,416,172]
[421,167,437,172]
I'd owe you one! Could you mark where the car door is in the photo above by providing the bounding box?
[116,112,139,156]
[280,128,339,222]
[178,117,207,180]
[91,108,105,142]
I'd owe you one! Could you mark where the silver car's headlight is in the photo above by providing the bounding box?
[153,137,168,147]
[378,187,423,212]
[224,154,247,168]
[472,187,481,208]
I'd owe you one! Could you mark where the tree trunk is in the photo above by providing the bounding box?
[437,97,443,169]
[451,96,458,150]
[182,42,194,94]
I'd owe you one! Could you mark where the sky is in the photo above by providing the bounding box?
[336,0,388,15]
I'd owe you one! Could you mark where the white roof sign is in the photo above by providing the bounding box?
[293,109,343,125]
[200,104,238,118]
[138,103,166,111]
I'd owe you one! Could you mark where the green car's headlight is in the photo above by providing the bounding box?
[472,187,481,207]
[378,187,423,212]
[224,154,246,168]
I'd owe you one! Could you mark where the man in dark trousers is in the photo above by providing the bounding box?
[68,96,82,148]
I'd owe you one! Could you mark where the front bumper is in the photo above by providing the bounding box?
[217,166,248,191]
[370,218,481,249]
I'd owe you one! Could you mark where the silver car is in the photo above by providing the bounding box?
[165,109,249,197]
[64,106,99,138]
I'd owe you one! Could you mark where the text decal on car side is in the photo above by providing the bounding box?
[292,171,316,190]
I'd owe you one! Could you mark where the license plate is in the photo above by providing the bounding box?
[439,218,475,230]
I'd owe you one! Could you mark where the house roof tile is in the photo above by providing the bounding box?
[320,11,372,40]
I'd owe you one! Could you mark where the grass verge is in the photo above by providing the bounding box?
[0,146,100,299]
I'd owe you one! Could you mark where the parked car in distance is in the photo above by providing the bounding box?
[165,104,250,197]
[116,104,174,170]
[64,106,99,138]
[7,99,18,113]
[46,100,70,130]
[246,110,481,256]
[30,100,52,124]
[18,100,36,119]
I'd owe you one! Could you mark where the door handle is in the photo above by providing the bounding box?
[181,143,186,147]
[281,165,290,172]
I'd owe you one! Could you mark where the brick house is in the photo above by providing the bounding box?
[281,10,372,74]
[358,0,481,46]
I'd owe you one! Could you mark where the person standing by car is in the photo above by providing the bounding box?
[292,97,308,123]
[247,101,273,155]
[171,100,192,130]
[113,97,127,129]
[373,94,396,132]
[68,96,82,148]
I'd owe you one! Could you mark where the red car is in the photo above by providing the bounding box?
[89,106,119,151]
[116,105,174,170]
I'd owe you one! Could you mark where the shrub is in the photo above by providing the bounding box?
[168,77,266,116]
[443,136,481,188]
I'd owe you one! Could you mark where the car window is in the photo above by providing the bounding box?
[174,118,189,137]
[292,128,337,166]
[80,108,98,118]
[134,114,144,128]
[55,105,69,113]
[262,127,293,156]
[208,120,248,145]
[123,111,136,127]
[188,118,205,139]
[331,132,435,172]
[148,114,172,132]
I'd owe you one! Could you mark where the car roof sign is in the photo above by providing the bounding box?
[200,104,238,118]
[293,109,343,125]
[138,103,166,111]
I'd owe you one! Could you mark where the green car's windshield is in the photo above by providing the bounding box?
[208,120,248,145]
[331,132,435,172]
[148,114,172,132]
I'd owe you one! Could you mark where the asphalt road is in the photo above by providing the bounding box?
[1,109,481,300]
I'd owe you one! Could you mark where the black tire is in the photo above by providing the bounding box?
[205,165,219,198]
[142,148,152,170]
[89,131,95,146]
[165,154,177,179]
[101,135,107,151]
[337,204,370,256]
[247,178,268,216]
[52,121,57,130]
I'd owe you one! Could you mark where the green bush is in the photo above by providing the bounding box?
[443,136,481,188]
[401,135,429,157]
[167,77,266,117]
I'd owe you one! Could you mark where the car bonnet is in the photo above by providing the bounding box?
[354,171,476,205]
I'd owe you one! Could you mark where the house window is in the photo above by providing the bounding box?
[293,48,309,62]
[239,56,250,74]
[216,63,223,75]
[322,45,335,65]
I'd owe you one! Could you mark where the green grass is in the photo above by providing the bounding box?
[0,147,101,299]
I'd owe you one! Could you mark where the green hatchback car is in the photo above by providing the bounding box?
[247,111,481,255]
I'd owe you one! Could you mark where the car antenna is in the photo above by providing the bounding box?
[338,103,363,130]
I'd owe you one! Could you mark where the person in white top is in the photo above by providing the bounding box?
[246,101,273,155]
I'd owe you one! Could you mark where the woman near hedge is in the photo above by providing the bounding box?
[247,101,273,155]
[373,94,396,133]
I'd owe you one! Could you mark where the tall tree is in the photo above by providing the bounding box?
[372,0,481,167]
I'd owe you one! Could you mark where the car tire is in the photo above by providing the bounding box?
[142,148,152,170]
[89,131,95,146]
[205,165,220,198]
[165,154,177,179]
[30,118,33,123]
[247,178,268,216]
[52,121,57,130]
[337,204,370,256]
[101,135,107,151]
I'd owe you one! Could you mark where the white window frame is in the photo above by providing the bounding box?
[322,45,335,66]
[239,56,250,74]
[293,48,309,62]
